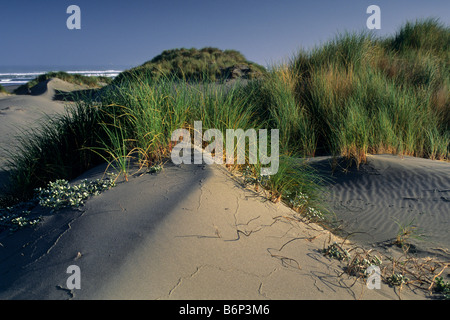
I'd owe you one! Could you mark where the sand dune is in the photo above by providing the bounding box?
[0,161,431,300]
[0,79,83,193]
[0,79,75,152]
[309,155,450,257]
[0,85,448,300]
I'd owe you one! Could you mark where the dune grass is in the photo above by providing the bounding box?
[1,71,326,221]
[0,84,8,94]
[4,101,106,200]
[276,18,449,164]
[1,19,448,222]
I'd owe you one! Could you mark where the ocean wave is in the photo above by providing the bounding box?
[0,70,122,86]
[0,79,28,84]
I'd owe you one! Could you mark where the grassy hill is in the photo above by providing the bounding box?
[113,47,266,84]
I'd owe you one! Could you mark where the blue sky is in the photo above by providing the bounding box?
[0,0,448,70]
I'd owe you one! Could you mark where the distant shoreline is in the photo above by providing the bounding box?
[0,69,122,91]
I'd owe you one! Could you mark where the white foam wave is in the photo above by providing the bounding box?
[0,70,122,86]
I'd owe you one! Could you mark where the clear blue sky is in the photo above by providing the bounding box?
[0,0,448,70]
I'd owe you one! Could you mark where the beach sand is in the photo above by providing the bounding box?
[0,83,448,300]
[0,161,433,300]
[308,155,450,256]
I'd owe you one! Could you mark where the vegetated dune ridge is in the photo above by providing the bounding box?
[0,30,449,300]
[0,81,449,299]
[0,76,448,300]
[0,78,92,193]
[0,81,447,299]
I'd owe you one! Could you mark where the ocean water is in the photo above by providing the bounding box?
[0,68,122,86]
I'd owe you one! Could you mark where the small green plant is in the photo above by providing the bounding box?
[9,215,39,230]
[434,277,450,299]
[393,218,425,249]
[0,206,40,232]
[147,164,163,174]
[284,190,309,208]
[242,164,325,221]
[283,190,325,221]
[242,165,270,188]
[323,242,351,261]
[304,206,325,221]
[386,273,408,287]
[35,177,116,211]
[347,252,383,278]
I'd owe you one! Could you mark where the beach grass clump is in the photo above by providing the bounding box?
[35,178,115,211]
[393,218,426,251]
[242,68,317,157]
[4,100,107,200]
[98,73,266,173]
[285,18,449,163]
[0,84,8,94]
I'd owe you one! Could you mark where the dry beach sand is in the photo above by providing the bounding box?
[0,81,448,300]
[308,155,450,255]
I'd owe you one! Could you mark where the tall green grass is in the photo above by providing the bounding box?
[5,101,105,200]
[96,74,267,172]
[2,71,325,221]
[243,67,317,156]
[284,18,449,164]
